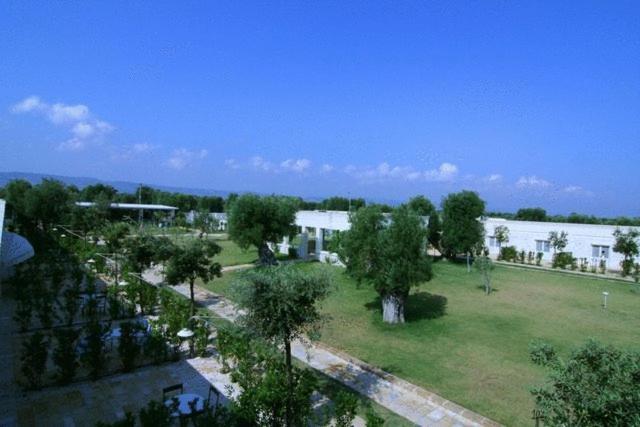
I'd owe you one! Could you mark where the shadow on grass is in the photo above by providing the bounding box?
[364,292,447,322]
[475,285,500,293]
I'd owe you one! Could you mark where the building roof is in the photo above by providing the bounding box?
[75,202,178,211]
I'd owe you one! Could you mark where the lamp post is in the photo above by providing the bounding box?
[177,328,195,357]
[602,291,609,309]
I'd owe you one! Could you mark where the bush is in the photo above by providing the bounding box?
[527,251,534,265]
[535,252,543,266]
[621,259,635,277]
[138,400,172,427]
[333,391,358,427]
[288,246,298,259]
[52,328,80,384]
[21,332,49,389]
[552,252,573,269]
[599,258,607,274]
[530,340,640,426]
[118,321,141,372]
[82,320,110,380]
[499,246,518,262]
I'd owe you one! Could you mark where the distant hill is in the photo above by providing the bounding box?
[0,171,231,198]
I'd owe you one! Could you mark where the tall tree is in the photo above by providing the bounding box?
[407,195,441,249]
[515,207,547,221]
[342,205,432,323]
[231,265,331,427]
[340,206,385,282]
[165,239,222,315]
[374,206,432,323]
[228,194,297,265]
[613,228,640,276]
[3,179,33,230]
[440,191,486,271]
[24,179,72,231]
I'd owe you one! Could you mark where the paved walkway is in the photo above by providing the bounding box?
[144,267,501,427]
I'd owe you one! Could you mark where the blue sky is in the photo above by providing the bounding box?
[1,1,638,216]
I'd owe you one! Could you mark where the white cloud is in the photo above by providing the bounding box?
[424,162,458,182]
[516,175,551,188]
[485,173,503,183]
[167,148,208,170]
[11,95,113,151]
[280,158,311,173]
[321,163,334,173]
[250,156,275,172]
[563,185,594,196]
[343,161,459,183]
[224,158,240,169]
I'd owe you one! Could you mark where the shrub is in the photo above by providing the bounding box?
[82,320,109,380]
[535,252,543,266]
[144,325,169,365]
[527,251,534,265]
[193,321,211,357]
[579,258,588,272]
[138,400,172,427]
[518,250,526,264]
[569,257,578,271]
[599,258,607,274]
[621,259,635,277]
[118,321,141,372]
[52,328,80,384]
[365,411,385,427]
[333,391,358,427]
[552,252,573,269]
[499,246,518,262]
[288,246,298,259]
[634,264,640,284]
[530,340,640,426]
[21,332,49,389]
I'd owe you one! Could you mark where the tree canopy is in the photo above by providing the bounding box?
[165,239,221,315]
[515,207,547,221]
[342,205,432,323]
[530,339,640,426]
[227,194,297,265]
[407,195,441,249]
[231,265,331,426]
[440,191,485,269]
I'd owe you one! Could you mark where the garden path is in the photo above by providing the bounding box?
[144,266,501,427]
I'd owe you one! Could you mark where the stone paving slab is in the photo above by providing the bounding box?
[143,267,502,427]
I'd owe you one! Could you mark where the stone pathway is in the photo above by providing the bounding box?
[144,267,501,427]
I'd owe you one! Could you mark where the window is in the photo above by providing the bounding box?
[536,240,550,252]
[489,236,497,247]
[592,245,610,258]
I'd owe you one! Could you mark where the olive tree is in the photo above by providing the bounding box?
[494,225,509,248]
[342,205,432,323]
[165,239,222,315]
[613,228,640,277]
[407,195,441,250]
[228,194,297,265]
[374,206,432,323]
[548,231,569,254]
[440,191,486,271]
[231,265,331,427]
[530,339,640,426]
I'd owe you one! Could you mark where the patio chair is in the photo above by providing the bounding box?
[206,385,221,412]
[162,383,184,402]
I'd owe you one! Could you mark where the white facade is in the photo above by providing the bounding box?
[279,210,637,271]
[483,217,637,271]
[0,199,35,280]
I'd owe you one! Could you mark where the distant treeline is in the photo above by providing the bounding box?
[487,207,640,226]
[2,179,637,228]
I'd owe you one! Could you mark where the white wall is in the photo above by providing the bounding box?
[294,210,351,231]
[483,217,637,270]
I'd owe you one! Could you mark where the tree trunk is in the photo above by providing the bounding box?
[258,242,277,266]
[284,338,293,427]
[466,252,471,272]
[382,294,405,324]
[190,279,196,316]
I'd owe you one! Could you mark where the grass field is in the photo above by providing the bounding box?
[201,260,640,425]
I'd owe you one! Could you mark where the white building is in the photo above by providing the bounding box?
[277,210,637,271]
[484,217,636,271]
[0,199,35,284]
[185,211,228,230]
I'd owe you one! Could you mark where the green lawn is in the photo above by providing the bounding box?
[202,261,640,425]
